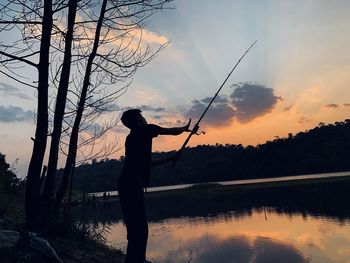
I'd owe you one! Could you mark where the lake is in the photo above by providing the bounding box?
[79,176,350,263]
[105,209,350,263]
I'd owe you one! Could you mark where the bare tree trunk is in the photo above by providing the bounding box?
[43,0,77,222]
[2,0,172,229]
[67,161,75,214]
[25,0,53,231]
[54,0,108,213]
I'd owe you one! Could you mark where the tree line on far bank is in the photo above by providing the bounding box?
[67,119,350,193]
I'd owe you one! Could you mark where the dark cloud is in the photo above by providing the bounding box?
[200,95,229,104]
[324,103,339,108]
[110,105,165,113]
[183,83,281,127]
[231,83,282,123]
[185,99,235,127]
[118,83,280,129]
[133,105,165,112]
[230,82,246,88]
[0,105,34,122]
[0,82,31,100]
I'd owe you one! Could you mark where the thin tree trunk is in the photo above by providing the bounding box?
[25,0,53,231]
[54,0,107,213]
[67,162,75,214]
[43,0,77,222]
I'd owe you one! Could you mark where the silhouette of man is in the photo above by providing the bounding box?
[118,109,191,263]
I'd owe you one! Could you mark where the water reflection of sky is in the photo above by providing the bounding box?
[105,210,350,263]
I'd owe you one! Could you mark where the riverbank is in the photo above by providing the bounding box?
[0,188,124,263]
[87,170,350,198]
[144,174,350,220]
[1,228,124,263]
[78,174,350,224]
[143,172,350,201]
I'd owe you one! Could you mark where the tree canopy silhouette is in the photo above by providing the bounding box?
[67,119,350,193]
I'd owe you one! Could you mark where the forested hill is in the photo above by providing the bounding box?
[68,119,350,193]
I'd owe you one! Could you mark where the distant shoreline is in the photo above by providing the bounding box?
[88,170,350,198]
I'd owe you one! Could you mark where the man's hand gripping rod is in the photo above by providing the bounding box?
[172,40,257,166]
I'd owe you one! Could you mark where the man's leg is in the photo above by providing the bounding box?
[119,183,148,263]
[125,213,148,263]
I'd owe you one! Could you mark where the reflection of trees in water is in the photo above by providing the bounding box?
[73,179,350,226]
[154,234,309,263]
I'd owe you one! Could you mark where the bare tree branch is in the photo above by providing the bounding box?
[0,20,42,24]
[0,50,38,67]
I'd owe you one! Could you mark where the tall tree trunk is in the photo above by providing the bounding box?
[54,0,107,213]
[43,0,77,222]
[25,0,53,231]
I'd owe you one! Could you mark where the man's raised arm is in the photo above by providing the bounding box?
[158,119,191,135]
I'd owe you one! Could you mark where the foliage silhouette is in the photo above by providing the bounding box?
[67,119,350,192]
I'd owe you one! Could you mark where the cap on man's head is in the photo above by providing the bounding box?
[121,109,142,129]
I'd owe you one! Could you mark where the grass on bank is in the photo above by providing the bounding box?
[0,186,124,263]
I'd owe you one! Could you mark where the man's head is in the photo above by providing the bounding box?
[121,109,147,129]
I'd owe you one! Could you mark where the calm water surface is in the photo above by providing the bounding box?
[81,177,350,263]
[103,209,350,263]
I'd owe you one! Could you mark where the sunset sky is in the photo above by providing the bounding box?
[0,0,350,177]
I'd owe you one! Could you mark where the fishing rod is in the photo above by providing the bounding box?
[172,40,257,166]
